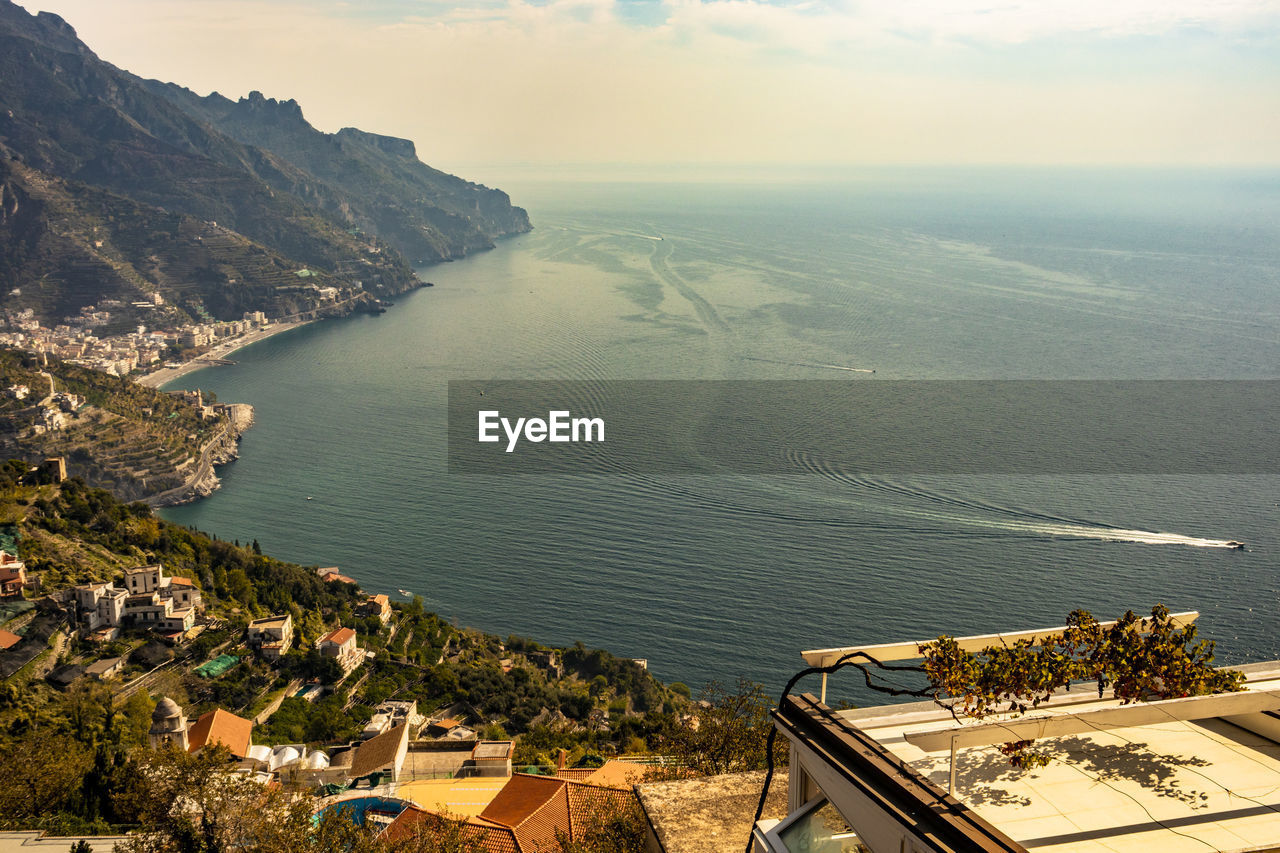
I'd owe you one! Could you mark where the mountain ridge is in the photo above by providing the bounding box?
[140,80,530,264]
[0,0,529,328]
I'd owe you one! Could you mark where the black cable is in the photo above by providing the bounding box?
[745,651,931,853]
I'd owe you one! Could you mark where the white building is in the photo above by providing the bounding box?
[73,582,128,630]
[124,564,202,611]
[248,614,293,661]
[317,626,363,676]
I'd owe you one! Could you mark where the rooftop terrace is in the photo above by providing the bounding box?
[762,612,1280,853]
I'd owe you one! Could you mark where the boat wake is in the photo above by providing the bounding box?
[945,517,1241,548]
[740,355,874,373]
[783,453,1245,549]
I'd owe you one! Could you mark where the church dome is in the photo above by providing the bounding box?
[150,697,185,733]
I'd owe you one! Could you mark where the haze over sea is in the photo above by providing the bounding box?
[160,169,1280,699]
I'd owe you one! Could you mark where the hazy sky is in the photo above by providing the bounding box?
[22,0,1280,175]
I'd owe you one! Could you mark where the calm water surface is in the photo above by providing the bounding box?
[161,171,1280,699]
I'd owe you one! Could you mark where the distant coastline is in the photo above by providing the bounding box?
[136,320,313,389]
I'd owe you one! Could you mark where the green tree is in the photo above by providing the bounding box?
[660,678,785,776]
[0,728,93,820]
[551,799,646,853]
[114,744,306,853]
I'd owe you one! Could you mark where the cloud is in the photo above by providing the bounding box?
[842,0,1280,43]
[22,0,1280,167]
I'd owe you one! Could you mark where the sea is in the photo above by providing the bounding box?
[159,168,1280,702]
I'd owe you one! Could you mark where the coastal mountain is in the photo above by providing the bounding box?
[0,157,385,327]
[140,84,531,265]
[0,0,529,329]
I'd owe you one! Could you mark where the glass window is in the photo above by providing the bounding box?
[776,798,870,853]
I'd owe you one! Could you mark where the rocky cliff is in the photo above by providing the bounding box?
[143,85,532,264]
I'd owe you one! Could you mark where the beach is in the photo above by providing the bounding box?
[135,320,312,389]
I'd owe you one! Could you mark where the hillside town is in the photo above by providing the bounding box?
[0,303,275,379]
[0,465,697,852]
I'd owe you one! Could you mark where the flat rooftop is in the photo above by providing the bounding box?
[472,741,513,760]
[248,615,290,628]
[396,778,509,817]
[638,769,789,853]
[844,663,1280,853]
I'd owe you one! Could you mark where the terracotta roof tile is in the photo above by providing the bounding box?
[554,768,597,782]
[389,778,636,853]
[188,708,253,758]
[0,629,20,650]
[481,774,572,852]
[513,786,570,853]
[565,782,639,838]
[321,627,356,646]
[384,809,520,853]
[480,774,563,828]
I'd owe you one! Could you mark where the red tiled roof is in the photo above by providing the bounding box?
[320,627,356,646]
[385,777,639,853]
[481,774,571,853]
[0,629,21,650]
[515,785,570,853]
[384,809,519,853]
[188,708,253,758]
[565,781,639,838]
[169,576,194,586]
[554,768,596,782]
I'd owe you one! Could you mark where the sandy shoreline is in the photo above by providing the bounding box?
[135,320,312,389]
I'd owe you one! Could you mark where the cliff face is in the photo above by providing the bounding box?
[0,0,530,325]
[140,84,532,264]
[0,158,405,326]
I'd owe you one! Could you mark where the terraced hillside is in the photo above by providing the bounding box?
[0,159,392,329]
[0,349,222,501]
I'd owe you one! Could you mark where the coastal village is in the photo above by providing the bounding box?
[0,463,696,852]
[5,468,1280,853]
[0,304,277,381]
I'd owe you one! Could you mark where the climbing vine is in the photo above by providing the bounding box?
[917,605,1244,767]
